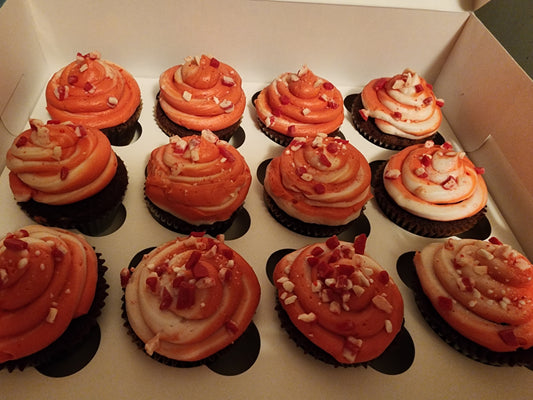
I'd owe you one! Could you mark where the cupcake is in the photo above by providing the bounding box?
[254,66,344,146]
[351,69,444,150]
[0,225,107,370]
[155,55,246,141]
[144,130,251,235]
[413,237,533,360]
[6,119,128,234]
[373,140,487,238]
[263,134,372,237]
[46,51,142,146]
[121,232,261,365]
[273,234,404,365]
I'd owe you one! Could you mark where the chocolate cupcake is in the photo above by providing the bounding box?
[254,66,344,147]
[46,51,142,146]
[144,131,251,236]
[411,237,533,366]
[273,235,404,366]
[120,233,261,366]
[263,134,372,237]
[0,225,108,372]
[5,120,128,235]
[373,141,487,238]
[155,55,246,141]
[351,69,443,150]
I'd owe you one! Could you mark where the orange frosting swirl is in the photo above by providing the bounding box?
[274,235,404,364]
[158,55,246,131]
[264,134,372,225]
[360,69,443,139]
[383,141,487,221]
[414,238,533,352]
[254,66,344,137]
[145,130,251,225]
[6,119,117,205]
[0,225,98,362]
[122,233,260,362]
[46,51,141,129]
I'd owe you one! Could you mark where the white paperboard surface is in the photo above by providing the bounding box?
[1,1,532,399]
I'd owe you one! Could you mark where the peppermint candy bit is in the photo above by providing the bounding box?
[358,109,369,122]
[353,234,367,255]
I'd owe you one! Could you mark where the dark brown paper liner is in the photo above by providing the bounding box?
[274,297,363,368]
[411,273,533,367]
[154,94,239,142]
[263,190,354,237]
[373,162,486,238]
[256,118,340,148]
[0,252,108,372]
[101,102,143,146]
[350,93,438,151]
[144,195,237,236]
[17,156,128,234]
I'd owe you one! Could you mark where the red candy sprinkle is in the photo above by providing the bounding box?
[358,109,369,122]
[159,288,173,310]
[120,268,131,287]
[353,234,367,255]
[15,136,28,147]
[68,75,78,85]
[319,153,332,167]
[423,97,433,105]
[373,78,387,91]
[176,282,196,309]
[441,142,453,151]
[272,108,282,117]
[461,277,474,292]
[392,111,402,120]
[326,235,340,250]
[190,231,205,237]
[475,167,485,175]
[498,328,519,347]
[323,82,334,90]
[326,142,339,154]
[317,261,334,279]
[185,251,201,270]
[378,270,390,285]
[52,248,64,262]
[60,167,69,181]
[307,257,320,267]
[193,262,210,279]
[337,264,355,277]
[84,82,94,92]
[442,175,458,190]
[415,84,424,93]
[311,246,324,257]
[296,166,307,177]
[288,125,296,135]
[209,58,220,68]
[437,296,453,311]
[225,320,239,334]
[488,237,503,245]
[4,237,28,251]
[154,263,168,276]
[280,95,290,105]
[145,276,158,292]
[436,99,445,107]
[221,248,234,260]
[219,146,236,162]
[313,183,326,194]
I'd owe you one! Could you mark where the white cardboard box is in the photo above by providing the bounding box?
[1,1,532,399]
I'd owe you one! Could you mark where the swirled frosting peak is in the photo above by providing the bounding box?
[414,238,533,352]
[274,235,404,363]
[158,55,246,131]
[0,225,98,362]
[360,69,443,139]
[46,51,141,129]
[254,66,344,137]
[264,134,372,225]
[6,119,117,205]
[383,141,487,221]
[122,232,260,362]
[145,130,251,225]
